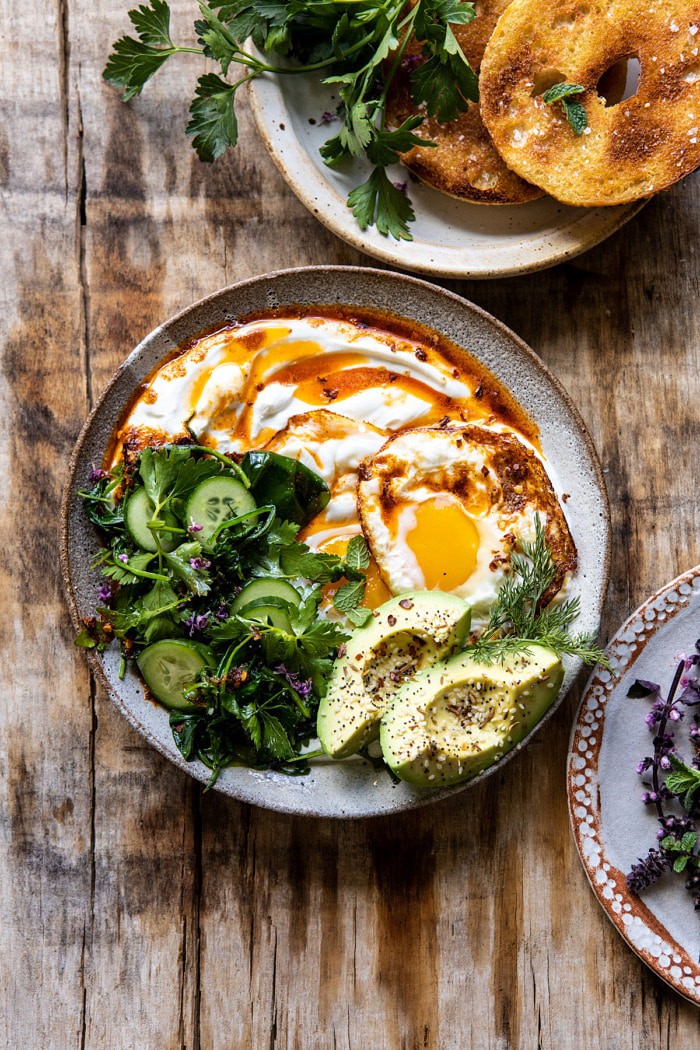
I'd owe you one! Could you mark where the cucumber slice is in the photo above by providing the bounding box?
[124,487,178,553]
[185,476,256,549]
[232,578,301,613]
[235,599,293,633]
[137,638,213,710]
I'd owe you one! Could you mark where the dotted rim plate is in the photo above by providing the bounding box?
[568,565,700,1006]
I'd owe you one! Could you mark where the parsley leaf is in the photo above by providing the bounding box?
[348,166,415,241]
[187,73,240,162]
[103,0,176,100]
[163,542,211,595]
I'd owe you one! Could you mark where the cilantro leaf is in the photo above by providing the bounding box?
[187,73,239,162]
[348,166,415,241]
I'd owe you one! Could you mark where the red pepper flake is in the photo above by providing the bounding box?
[438,415,450,428]
[474,384,484,399]
[414,348,428,362]
[337,643,347,658]
[562,492,570,503]
[481,465,490,477]
[323,388,339,401]
[399,598,414,610]
[387,614,397,626]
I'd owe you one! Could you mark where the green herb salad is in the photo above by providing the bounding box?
[78,443,374,785]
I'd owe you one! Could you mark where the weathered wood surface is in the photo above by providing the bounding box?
[2,0,700,1046]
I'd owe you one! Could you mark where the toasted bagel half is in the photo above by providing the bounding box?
[480,0,700,206]
[385,0,543,204]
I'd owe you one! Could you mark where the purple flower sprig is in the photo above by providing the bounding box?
[274,664,313,699]
[626,642,700,908]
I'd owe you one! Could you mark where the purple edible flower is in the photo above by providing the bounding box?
[89,465,108,483]
[184,612,209,637]
[189,556,211,571]
[216,603,228,621]
[320,110,337,124]
[118,553,129,564]
[275,664,313,698]
[188,518,203,534]
[393,181,408,194]
[97,582,114,603]
[627,848,668,893]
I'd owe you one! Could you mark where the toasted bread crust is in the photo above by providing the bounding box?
[385,0,543,205]
[480,0,700,206]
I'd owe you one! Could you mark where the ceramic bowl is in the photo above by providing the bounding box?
[62,266,610,817]
[248,76,645,279]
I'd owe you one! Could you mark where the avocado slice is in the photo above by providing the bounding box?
[317,592,471,759]
[380,644,564,787]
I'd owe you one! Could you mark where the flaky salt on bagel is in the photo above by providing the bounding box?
[479,0,700,206]
[385,0,543,204]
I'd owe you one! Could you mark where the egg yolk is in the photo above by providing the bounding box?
[311,533,392,610]
[405,496,479,591]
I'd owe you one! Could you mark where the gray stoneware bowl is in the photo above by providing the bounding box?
[61,266,611,818]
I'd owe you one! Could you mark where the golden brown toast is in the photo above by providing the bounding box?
[480,0,700,206]
[385,0,543,205]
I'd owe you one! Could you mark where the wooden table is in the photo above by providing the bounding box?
[3,1,700,1046]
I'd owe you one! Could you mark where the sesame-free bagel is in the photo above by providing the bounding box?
[385,0,543,204]
[480,0,700,206]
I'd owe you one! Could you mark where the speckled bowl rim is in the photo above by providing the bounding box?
[247,78,646,280]
[567,564,700,1007]
[61,265,610,817]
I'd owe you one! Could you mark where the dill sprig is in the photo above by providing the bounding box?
[465,516,609,668]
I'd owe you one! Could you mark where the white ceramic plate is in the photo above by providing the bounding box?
[248,75,645,279]
[568,566,700,1006]
[62,266,610,817]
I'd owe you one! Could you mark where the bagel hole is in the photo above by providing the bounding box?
[598,55,640,107]
[530,69,568,97]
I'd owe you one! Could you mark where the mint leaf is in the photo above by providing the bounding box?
[333,578,366,614]
[542,82,588,136]
[345,606,373,627]
[345,534,371,572]
[187,74,239,162]
[541,82,585,103]
[348,166,415,241]
[562,97,588,136]
[665,755,700,809]
[673,855,690,873]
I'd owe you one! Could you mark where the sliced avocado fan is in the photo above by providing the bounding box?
[317,592,471,759]
[380,644,564,787]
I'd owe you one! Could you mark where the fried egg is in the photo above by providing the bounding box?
[114,314,575,622]
[357,425,576,622]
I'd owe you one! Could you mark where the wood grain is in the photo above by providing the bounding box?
[2,0,700,1046]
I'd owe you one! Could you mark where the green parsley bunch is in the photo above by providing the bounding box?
[104,0,479,239]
